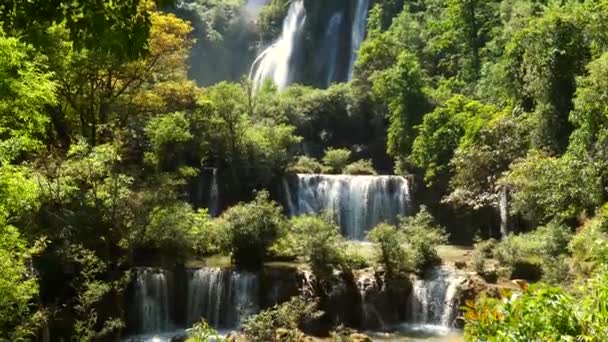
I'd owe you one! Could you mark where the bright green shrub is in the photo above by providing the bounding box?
[343,159,377,175]
[322,148,352,174]
[289,156,323,174]
[220,191,286,268]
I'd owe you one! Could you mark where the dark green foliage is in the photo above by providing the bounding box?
[242,296,320,341]
[219,191,286,269]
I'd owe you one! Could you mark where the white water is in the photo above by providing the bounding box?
[499,186,508,238]
[187,268,259,328]
[250,0,306,91]
[348,0,370,80]
[133,269,172,334]
[409,267,465,328]
[322,12,344,87]
[290,174,411,240]
[209,168,219,217]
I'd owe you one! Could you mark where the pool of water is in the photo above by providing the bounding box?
[367,324,463,341]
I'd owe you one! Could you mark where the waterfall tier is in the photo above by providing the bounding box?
[408,267,465,327]
[348,0,371,80]
[250,0,306,91]
[187,268,259,328]
[286,174,412,240]
[132,268,172,334]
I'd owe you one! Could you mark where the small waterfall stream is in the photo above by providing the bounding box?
[321,12,345,87]
[348,0,370,80]
[133,269,172,334]
[288,174,411,240]
[408,267,465,327]
[187,268,259,328]
[250,0,306,91]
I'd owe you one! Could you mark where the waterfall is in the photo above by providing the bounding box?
[348,0,370,80]
[290,174,411,240]
[187,268,259,329]
[209,168,219,217]
[282,177,296,217]
[133,269,172,334]
[408,267,464,327]
[321,12,345,87]
[250,0,306,91]
[499,186,509,238]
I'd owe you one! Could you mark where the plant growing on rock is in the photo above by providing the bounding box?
[322,148,352,174]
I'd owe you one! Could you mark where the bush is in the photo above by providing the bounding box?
[193,213,228,257]
[289,214,346,278]
[142,202,206,261]
[343,159,377,175]
[186,320,223,342]
[399,206,448,272]
[289,156,323,174]
[220,191,286,268]
[493,222,571,281]
[569,207,608,276]
[242,296,320,341]
[367,223,413,277]
[465,270,608,341]
[322,148,351,174]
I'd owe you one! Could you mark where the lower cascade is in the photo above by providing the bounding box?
[287,174,412,240]
[187,268,259,329]
[132,268,172,334]
[408,267,465,327]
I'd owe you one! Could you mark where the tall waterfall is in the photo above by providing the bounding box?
[348,0,370,80]
[187,268,259,328]
[209,168,219,217]
[321,12,345,87]
[250,0,306,91]
[133,269,172,334]
[408,267,464,327]
[289,174,411,240]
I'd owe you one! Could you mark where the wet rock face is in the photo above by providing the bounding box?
[299,268,412,332]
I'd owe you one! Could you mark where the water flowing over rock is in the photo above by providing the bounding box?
[348,0,370,80]
[187,268,259,328]
[250,0,306,91]
[132,269,172,334]
[321,12,345,87]
[287,174,412,240]
[408,267,465,327]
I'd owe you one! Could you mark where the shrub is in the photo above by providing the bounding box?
[569,207,608,276]
[142,202,205,261]
[322,148,351,174]
[220,191,286,268]
[242,296,320,341]
[399,206,448,272]
[343,159,377,175]
[193,213,228,257]
[186,320,223,342]
[367,223,413,277]
[289,156,323,174]
[289,214,346,278]
[493,222,571,281]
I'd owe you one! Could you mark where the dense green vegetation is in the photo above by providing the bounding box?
[3,0,608,340]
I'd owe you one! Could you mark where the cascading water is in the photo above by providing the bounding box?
[289,174,411,240]
[348,0,370,80]
[187,268,259,328]
[250,0,306,91]
[321,12,345,87]
[133,269,172,334]
[499,186,509,238]
[209,168,219,217]
[408,267,465,327]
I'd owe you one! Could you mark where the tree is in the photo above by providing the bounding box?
[410,95,499,189]
[372,52,429,171]
[0,29,56,163]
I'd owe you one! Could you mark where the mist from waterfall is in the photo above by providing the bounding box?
[348,0,370,80]
[133,269,172,334]
[250,0,306,91]
[187,268,259,328]
[288,174,411,240]
[408,267,465,327]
